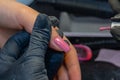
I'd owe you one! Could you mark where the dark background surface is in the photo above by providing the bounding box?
[31,0,115,18]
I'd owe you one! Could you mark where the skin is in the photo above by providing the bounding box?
[0,0,81,80]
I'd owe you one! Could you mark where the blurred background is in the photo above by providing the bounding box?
[17,0,119,37]
[29,0,115,37]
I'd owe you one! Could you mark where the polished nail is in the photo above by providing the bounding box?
[54,36,70,52]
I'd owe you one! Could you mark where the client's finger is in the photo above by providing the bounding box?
[57,65,69,80]
[55,27,81,80]
[64,44,81,80]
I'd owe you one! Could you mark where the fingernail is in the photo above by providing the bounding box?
[54,36,70,52]
[56,30,64,38]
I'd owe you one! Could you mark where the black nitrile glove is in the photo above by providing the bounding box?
[0,14,51,80]
[110,14,120,42]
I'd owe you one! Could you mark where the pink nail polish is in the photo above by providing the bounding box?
[54,36,70,52]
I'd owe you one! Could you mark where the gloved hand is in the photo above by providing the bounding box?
[110,14,120,42]
[0,14,51,80]
[109,0,120,13]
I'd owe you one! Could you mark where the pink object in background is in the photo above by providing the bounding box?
[74,44,92,61]
[99,26,111,31]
